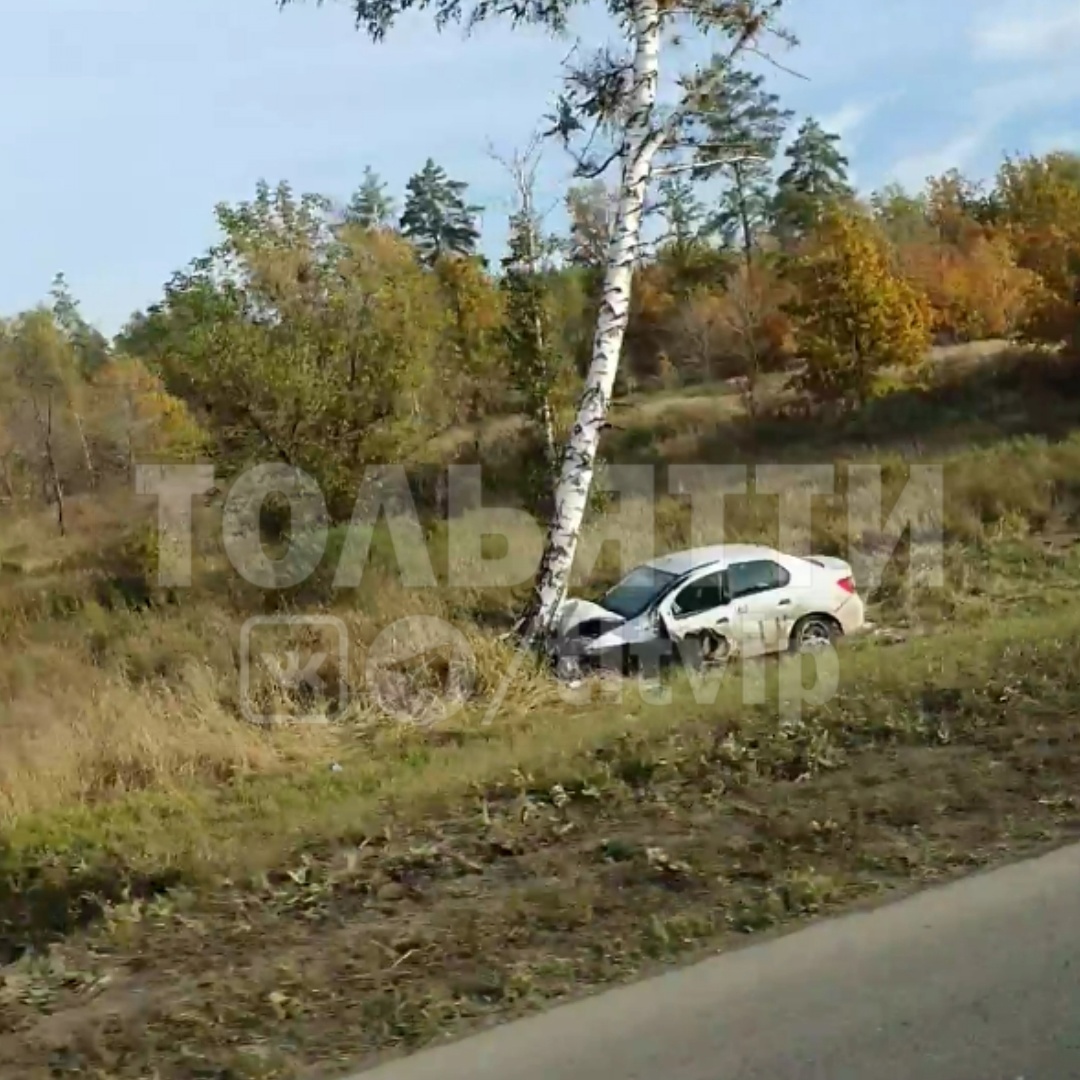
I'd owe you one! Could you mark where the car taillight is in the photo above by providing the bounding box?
[837,576,856,594]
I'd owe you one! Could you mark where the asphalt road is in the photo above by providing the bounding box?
[352,842,1080,1080]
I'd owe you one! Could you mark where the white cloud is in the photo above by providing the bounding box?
[820,100,878,140]
[971,2,1080,61]
[884,55,1080,190]
[885,126,993,190]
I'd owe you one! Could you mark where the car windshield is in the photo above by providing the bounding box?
[600,564,679,620]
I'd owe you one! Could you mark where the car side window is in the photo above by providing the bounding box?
[670,572,728,617]
[727,560,790,599]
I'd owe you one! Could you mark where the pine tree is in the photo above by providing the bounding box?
[344,166,395,229]
[774,118,853,244]
[50,273,110,375]
[687,64,792,266]
[400,159,481,264]
[656,174,706,254]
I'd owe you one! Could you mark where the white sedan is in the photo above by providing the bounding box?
[555,543,865,672]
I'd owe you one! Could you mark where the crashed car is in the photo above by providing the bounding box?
[554,543,865,674]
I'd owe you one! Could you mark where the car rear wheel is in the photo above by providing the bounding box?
[790,614,840,653]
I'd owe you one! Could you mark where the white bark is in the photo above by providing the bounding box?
[539,397,557,470]
[525,0,663,639]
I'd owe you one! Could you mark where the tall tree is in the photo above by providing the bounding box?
[146,180,456,511]
[400,158,481,263]
[773,117,853,243]
[278,0,791,645]
[686,64,792,266]
[344,165,395,229]
[2,309,89,531]
[682,63,791,411]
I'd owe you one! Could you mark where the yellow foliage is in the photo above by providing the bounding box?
[434,254,507,414]
[92,356,207,464]
[786,209,932,405]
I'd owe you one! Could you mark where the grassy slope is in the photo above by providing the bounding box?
[2,344,1080,1077]
[2,608,1080,1078]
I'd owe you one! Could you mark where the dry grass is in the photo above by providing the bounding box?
[2,413,1080,827]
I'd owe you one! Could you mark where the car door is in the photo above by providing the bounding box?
[725,559,795,656]
[657,569,733,650]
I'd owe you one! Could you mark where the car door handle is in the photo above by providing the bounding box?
[777,599,791,606]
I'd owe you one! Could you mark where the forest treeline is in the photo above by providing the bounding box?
[3,94,1080,526]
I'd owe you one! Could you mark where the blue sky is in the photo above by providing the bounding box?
[3,0,1080,334]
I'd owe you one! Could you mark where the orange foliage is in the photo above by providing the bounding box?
[662,263,795,387]
[625,263,679,383]
[898,235,1036,342]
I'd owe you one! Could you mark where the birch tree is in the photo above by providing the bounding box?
[278,0,790,644]
[525,0,791,639]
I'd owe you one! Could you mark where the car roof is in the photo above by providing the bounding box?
[644,543,783,577]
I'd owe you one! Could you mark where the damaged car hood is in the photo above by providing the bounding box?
[556,597,625,636]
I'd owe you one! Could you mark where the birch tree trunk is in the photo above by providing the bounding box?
[539,397,557,471]
[72,407,97,489]
[524,0,662,640]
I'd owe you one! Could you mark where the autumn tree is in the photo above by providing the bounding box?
[435,252,506,424]
[897,233,1035,343]
[400,158,482,264]
[870,183,933,247]
[145,180,453,512]
[623,261,678,386]
[785,208,931,408]
[993,152,1080,348]
[0,309,91,531]
[91,355,206,477]
[773,118,853,245]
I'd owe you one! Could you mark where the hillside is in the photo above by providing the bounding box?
[3,335,1080,1077]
